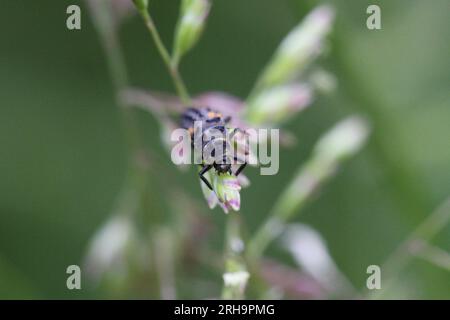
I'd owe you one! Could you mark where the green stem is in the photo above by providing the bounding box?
[222,214,249,299]
[136,9,191,104]
[90,0,148,171]
[90,2,180,298]
[368,197,450,298]
[247,156,335,264]
[154,227,177,299]
[410,239,450,272]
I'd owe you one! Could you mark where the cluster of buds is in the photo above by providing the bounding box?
[207,6,335,211]
[201,172,241,213]
[244,5,335,127]
[200,6,335,212]
[200,170,251,213]
[86,0,372,300]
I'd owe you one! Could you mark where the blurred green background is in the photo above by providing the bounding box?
[0,0,449,299]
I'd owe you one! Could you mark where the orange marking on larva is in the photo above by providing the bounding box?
[207,111,215,119]
[188,127,194,135]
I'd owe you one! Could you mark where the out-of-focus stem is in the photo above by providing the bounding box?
[89,0,148,171]
[154,227,177,299]
[368,197,450,298]
[222,214,249,299]
[135,8,191,104]
[89,1,177,297]
[409,239,450,272]
[247,156,335,264]
[247,117,369,264]
[387,197,450,272]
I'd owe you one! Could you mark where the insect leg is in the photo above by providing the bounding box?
[234,163,247,176]
[199,164,213,190]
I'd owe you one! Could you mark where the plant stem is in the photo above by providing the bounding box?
[247,116,368,266]
[368,197,450,298]
[395,196,450,263]
[89,0,148,169]
[89,2,180,298]
[154,227,177,299]
[247,156,335,264]
[221,213,249,299]
[136,9,191,104]
[409,239,450,272]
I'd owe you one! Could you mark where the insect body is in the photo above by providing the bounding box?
[180,107,247,190]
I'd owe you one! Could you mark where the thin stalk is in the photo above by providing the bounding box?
[89,0,148,170]
[409,239,450,272]
[136,9,191,104]
[368,197,450,298]
[247,156,335,264]
[89,1,179,298]
[154,227,177,299]
[247,113,369,265]
[221,213,249,299]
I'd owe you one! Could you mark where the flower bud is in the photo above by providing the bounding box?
[200,170,219,209]
[173,0,211,64]
[282,224,353,293]
[222,258,249,299]
[83,215,133,281]
[236,173,250,188]
[257,5,334,88]
[246,84,312,126]
[213,174,241,213]
[132,0,148,12]
[314,116,370,163]
[199,169,246,213]
[309,68,337,94]
[223,270,250,292]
